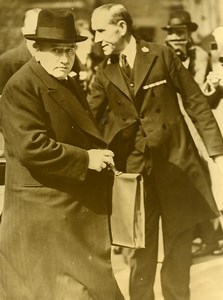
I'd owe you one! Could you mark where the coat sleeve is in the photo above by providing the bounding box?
[0,79,89,183]
[163,46,223,157]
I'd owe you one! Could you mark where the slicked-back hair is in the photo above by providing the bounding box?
[93,3,133,33]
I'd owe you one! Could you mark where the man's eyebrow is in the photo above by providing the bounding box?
[48,42,75,47]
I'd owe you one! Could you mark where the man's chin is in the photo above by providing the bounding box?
[103,50,112,56]
[102,47,114,56]
[52,71,70,80]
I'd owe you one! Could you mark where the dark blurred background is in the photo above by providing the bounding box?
[0,0,222,55]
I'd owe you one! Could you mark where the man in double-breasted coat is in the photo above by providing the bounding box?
[89,4,223,300]
[0,10,124,300]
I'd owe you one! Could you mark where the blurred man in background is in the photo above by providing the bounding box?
[163,10,223,257]
[0,8,41,94]
[162,9,210,87]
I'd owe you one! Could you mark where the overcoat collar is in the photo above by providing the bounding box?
[102,40,158,99]
[29,58,105,144]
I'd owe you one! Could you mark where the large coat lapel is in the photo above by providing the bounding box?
[47,88,104,141]
[103,57,133,100]
[133,41,158,96]
[102,41,158,99]
[29,58,104,143]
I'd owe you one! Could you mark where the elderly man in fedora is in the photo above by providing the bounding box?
[0,9,124,300]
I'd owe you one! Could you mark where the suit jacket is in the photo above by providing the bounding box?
[0,41,32,94]
[0,58,123,300]
[89,40,223,236]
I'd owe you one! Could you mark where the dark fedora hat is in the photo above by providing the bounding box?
[162,10,198,32]
[24,9,88,43]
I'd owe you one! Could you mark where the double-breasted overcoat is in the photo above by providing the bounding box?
[89,40,223,236]
[0,58,123,300]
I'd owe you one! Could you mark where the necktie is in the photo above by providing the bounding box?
[120,54,132,78]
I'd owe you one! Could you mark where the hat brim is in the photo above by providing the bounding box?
[24,34,88,43]
[162,22,198,32]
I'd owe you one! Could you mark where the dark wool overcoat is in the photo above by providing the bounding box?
[0,58,123,300]
[89,40,223,236]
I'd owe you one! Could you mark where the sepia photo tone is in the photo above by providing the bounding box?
[0,0,223,299]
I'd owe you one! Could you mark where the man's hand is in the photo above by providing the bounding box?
[214,155,223,176]
[87,149,114,172]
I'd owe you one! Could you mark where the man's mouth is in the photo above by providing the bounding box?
[56,66,68,70]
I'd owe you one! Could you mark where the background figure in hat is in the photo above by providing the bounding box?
[0,9,123,300]
[163,10,223,257]
[162,9,209,87]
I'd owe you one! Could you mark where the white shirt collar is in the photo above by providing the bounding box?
[120,36,136,68]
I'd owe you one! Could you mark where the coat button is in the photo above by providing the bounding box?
[117,100,121,105]
[139,114,144,119]
[130,83,134,87]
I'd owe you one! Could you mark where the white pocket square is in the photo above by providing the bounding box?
[143,79,167,90]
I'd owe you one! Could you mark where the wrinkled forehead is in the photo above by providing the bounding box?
[91,9,112,30]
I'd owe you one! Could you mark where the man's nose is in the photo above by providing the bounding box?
[60,52,69,63]
[94,31,102,43]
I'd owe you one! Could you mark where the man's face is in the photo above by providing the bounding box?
[91,10,126,55]
[35,43,76,80]
[165,26,189,42]
[165,26,190,61]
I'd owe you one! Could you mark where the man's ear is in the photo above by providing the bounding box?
[117,20,127,36]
